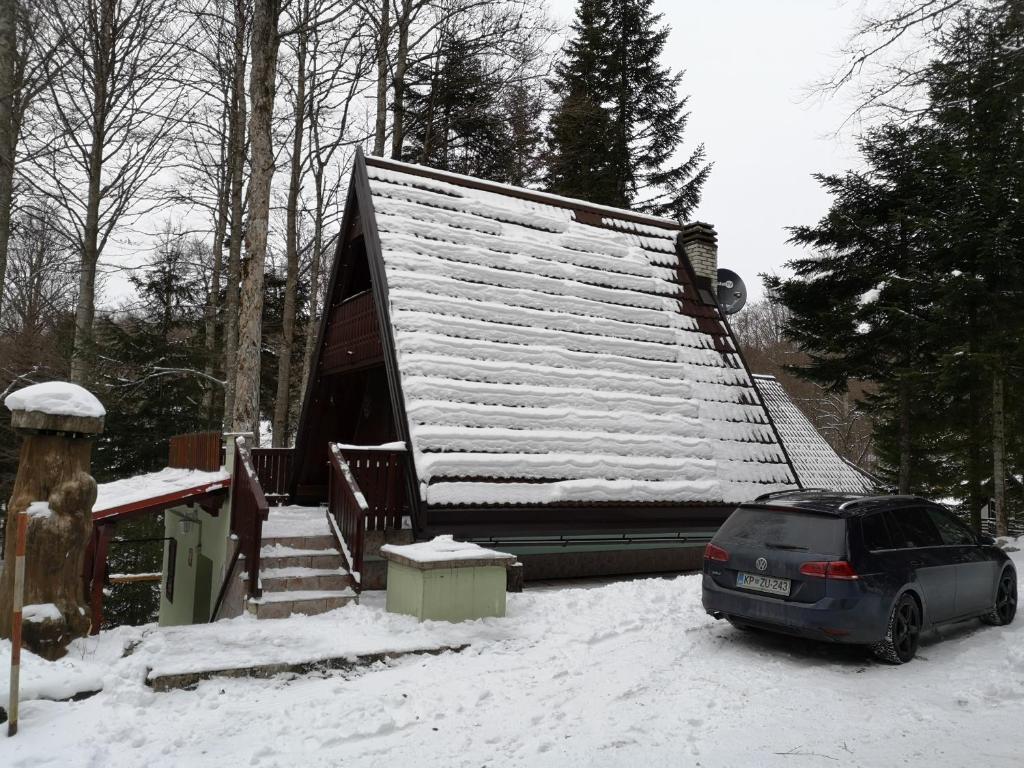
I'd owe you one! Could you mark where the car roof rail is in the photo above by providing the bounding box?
[837,494,927,512]
[753,487,831,503]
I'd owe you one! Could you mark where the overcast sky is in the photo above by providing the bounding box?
[547,0,864,301]
[100,1,865,307]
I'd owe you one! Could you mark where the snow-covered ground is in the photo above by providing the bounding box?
[2,544,1022,767]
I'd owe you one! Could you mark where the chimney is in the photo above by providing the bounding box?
[679,222,718,283]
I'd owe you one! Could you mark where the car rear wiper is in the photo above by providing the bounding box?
[764,542,809,551]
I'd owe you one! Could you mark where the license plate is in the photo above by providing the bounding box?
[736,572,791,597]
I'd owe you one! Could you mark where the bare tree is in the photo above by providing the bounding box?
[0,0,16,327]
[177,0,252,425]
[820,0,997,119]
[25,0,187,384]
[231,0,286,436]
[299,33,373,404]
[0,1,63,329]
[222,0,252,425]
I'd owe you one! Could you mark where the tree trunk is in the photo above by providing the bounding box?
[231,0,281,437]
[223,0,249,425]
[967,309,984,533]
[0,434,97,659]
[992,368,1006,537]
[372,0,391,155]
[390,0,411,160]
[0,0,14,328]
[272,29,306,447]
[299,176,324,402]
[897,376,912,495]
[203,177,227,427]
[70,3,112,385]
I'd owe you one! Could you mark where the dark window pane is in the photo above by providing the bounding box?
[861,513,893,551]
[716,508,847,555]
[926,507,975,546]
[889,508,943,548]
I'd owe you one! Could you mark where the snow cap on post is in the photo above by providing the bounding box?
[5,381,106,436]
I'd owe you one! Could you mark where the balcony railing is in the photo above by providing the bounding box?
[249,447,294,505]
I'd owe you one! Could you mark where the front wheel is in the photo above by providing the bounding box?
[872,594,921,664]
[981,569,1017,627]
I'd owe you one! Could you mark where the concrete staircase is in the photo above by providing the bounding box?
[245,508,358,619]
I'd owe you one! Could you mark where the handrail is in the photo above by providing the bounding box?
[328,444,370,583]
[229,436,269,601]
[209,535,241,622]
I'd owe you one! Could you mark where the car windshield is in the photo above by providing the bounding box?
[715,507,847,555]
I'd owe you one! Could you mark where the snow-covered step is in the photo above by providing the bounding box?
[261,534,336,551]
[259,566,354,593]
[258,544,346,570]
[246,589,358,620]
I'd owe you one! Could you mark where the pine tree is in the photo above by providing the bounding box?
[403,34,536,184]
[774,4,1024,529]
[546,0,709,219]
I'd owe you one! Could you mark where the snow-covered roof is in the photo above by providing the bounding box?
[365,157,797,507]
[94,467,230,519]
[752,375,875,494]
[4,381,105,418]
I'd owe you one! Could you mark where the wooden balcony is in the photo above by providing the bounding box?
[322,290,383,375]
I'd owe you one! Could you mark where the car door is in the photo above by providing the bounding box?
[925,505,998,617]
[887,506,958,624]
[855,511,907,598]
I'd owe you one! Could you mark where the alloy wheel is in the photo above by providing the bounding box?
[996,573,1018,625]
[894,599,920,662]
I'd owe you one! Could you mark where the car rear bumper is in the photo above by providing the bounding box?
[701,573,888,645]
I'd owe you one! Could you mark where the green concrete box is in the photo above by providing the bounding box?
[381,537,516,622]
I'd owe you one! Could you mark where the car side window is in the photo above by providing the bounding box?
[861,513,894,551]
[925,507,976,546]
[888,507,944,548]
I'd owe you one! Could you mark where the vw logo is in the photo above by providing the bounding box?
[755,557,768,572]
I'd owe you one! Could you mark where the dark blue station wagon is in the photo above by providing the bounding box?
[701,491,1018,663]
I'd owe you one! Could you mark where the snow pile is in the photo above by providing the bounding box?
[4,381,105,419]
[93,467,229,515]
[26,501,53,519]
[1,543,1021,767]
[365,160,797,506]
[22,604,62,624]
[0,639,103,704]
[381,535,515,564]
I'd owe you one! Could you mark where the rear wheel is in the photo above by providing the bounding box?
[981,569,1017,627]
[873,594,921,665]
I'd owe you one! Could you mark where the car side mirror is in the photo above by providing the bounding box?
[978,533,996,546]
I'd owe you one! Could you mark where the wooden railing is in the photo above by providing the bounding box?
[327,444,409,584]
[249,447,294,504]
[169,431,222,471]
[229,436,269,600]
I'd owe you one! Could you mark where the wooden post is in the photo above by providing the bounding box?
[89,524,113,635]
[0,382,105,660]
[7,509,28,736]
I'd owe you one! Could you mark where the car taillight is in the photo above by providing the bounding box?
[799,560,859,580]
[705,543,729,562]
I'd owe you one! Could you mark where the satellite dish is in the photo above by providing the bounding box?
[716,268,747,315]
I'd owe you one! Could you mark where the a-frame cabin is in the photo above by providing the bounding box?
[291,151,800,579]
